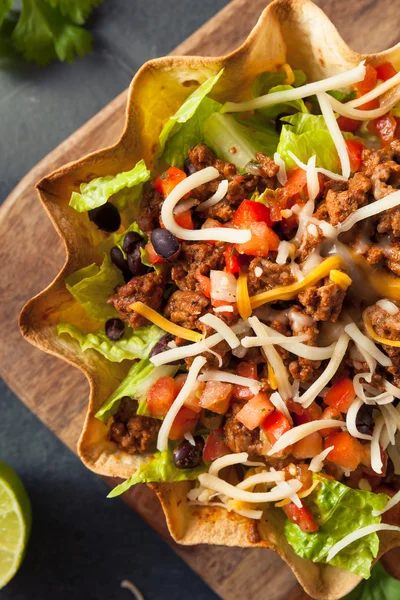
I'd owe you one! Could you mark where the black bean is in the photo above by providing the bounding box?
[110,246,128,272]
[88,202,121,232]
[173,436,205,469]
[274,112,293,134]
[356,404,374,435]
[150,228,180,260]
[184,158,197,176]
[126,244,145,275]
[105,318,125,341]
[123,231,142,254]
[149,334,174,358]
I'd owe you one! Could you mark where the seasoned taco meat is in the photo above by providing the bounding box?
[135,183,164,235]
[164,290,209,330]
[109,398,160,454]
[298,277,345,322]
[247,258,295,295]
[171,242,226,291]
[108,272,165,329]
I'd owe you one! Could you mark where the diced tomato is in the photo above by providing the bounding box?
[287,400,323,426]
[168,406,199,440]
[324,377,356,413]
[278,168,307,206]
[324,431,364,471]
[233,362,258,400]
[174,210,194,229]
[235,392,275,430]
[147,376,178,417]
[143,241,166,264]
[320,406,344,437]
[292,431,323,459]
[372,113,397,146]
[261,410,292,445]
[235,221,280,257]
[199,381,233,415]
[195,273,211,298]
[345,139,364,173]
[376,62,397,81]
[155,166,186,197]
[282,501,319,533]
[203,428,231,461]
[288,463,313,490]
[233,200,273,228]
[174,374,205,414]
[355,64,377,97]
[337,116,361,134]
[225,245,240,274]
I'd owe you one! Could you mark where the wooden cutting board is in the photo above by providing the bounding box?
[1,1,400,598]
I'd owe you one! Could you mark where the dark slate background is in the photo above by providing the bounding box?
[0,2,228,598]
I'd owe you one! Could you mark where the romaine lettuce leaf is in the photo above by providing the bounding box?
[163,96,222,168]
[343,561,400,599]
[284,475,388,578]
[95,359,178,423]
[158,69,224,154]
[57,322,164,363]
[327,89,357,103]
[65,255,123,321]
[251,69,306,97]
[69,159,150,212]
[108,449,206,497]
[203,112,279,168]
[277,113,341,172]
[255,84,309,121]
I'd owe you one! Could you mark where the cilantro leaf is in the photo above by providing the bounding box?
[45,0,104,25]
[12,0,92,65]
[0,0,12,28]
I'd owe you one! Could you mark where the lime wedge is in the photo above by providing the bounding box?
[0,462,32,589]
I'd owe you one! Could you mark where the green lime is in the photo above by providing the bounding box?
[0,462,32,589]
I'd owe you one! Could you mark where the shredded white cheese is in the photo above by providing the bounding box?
[196,179,229,211]
[326,524,400,562]
[372,489,400,516]
[254,266,263,277]
[307,155,320,201]
[236,471,286,489]
[345,323,392,367]
[371,415,385,474]
[199,313,240,349]
[120,580,145,600]
[276,241,291,265]
[340,189,400,232]
[270,391,293,424]
[184,432,196,446]
[161,167,250,243]
[376,299,399,316]
[267,420,347,456]
[381,405,397,446]
[317,92,350,179]
[222,63,366,113]
[309,446,334,473]
[274,152,287,186]
[198,369,261,395]
[198,473,302,503]
[157,356,206,451]
[384,379,400,399]
[328,91,400,121]
[213,305,234,313]
[346,397,373,441]
[347,71,400,108]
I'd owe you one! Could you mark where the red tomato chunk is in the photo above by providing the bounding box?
[324,431,364,472]
[233,362,258,400]
[235,393,275,430]
[261,410,292,445]
[199,381,233,415]
[283,502,319,533]
[147,376,177,417]
[203,428,231,461]
[169,407,199,441]
[324,377,356,413]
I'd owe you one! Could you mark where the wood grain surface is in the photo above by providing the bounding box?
[1,1,399,598]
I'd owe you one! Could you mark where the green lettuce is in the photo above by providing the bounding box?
[158,69,224,155]
[203,112,279,168]
[65,255,123,321]
[57,323,164,363]
[108,449,206,498]
[327,89,357,103]
[277,113,341,172]
[95,358,179,423]
[284,475,388,578]
[255,84,309,121]
[69,159,151,212]
[163,96,222,168]
[252,69,306,97]
[344,561,400,599]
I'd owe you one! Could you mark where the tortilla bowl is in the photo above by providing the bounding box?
[19,0,400,597]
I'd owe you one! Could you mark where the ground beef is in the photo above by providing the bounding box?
[255,152,280,179]
[324,172,371,226]
[171,242,226,291]
[135,183,164,235]
[298,277,345,321]
[363,303,400,384]
[223,402,261,457]
[184,339,231,370]
[377,206,400,238]
[109,398,160,454]
[164,290,209,330]
[298,224,325,262]
[188,143,237,178]
[108,272,165,329]
[287,306,321,382]
[201,175,259,222]
[247,258,295,295]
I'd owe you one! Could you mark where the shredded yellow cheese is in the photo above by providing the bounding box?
[283,63,295,85]
[350,251,400,301]
[249,256,343,309]
[129,301,204,343]
[364,314,400,348]
[268,363,278,390]
[237,271,252,320]
[329,269,352,290]
[275,480,320,507]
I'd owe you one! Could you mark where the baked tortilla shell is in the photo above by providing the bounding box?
[20,0,400,597]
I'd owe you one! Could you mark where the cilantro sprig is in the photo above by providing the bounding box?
[0,0,104,65]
